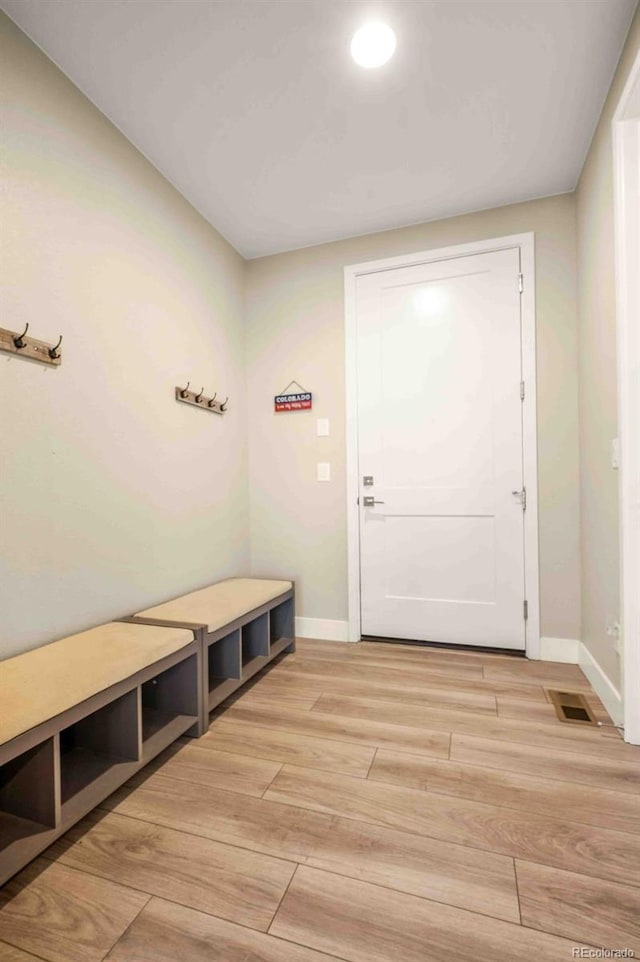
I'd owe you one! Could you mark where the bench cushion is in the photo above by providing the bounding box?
[0,622,194,746]
[136,577,292,633]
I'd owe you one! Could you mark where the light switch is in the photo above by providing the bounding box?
[612,438,620,470]
[317,462,331,482]
[316,418,330,437]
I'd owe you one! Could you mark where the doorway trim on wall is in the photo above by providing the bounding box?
[344,233,540,657]
[613,50,640,745]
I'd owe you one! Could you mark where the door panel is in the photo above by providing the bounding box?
[357,248,526,649]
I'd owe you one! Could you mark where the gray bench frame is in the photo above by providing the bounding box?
[0,584,295,887]
[0,629,203,886]
[123,585,296,720]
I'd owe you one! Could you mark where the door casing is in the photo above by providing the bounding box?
[344,233,540,657]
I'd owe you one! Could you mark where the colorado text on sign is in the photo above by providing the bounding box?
[274,392,313,412]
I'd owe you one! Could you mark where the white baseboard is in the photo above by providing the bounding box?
[295,617,351,643]
[539,636,581,663]
[578,643,623,726]
[536,636,623,726]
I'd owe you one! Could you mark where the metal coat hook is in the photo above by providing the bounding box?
[13,323,29,350]
[175,383,228,415]
[1,324,63,366]
[48,335,62,360]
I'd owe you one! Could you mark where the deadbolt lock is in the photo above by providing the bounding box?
[363,476,374,486]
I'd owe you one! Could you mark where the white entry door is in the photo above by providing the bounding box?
[356,247,527,649]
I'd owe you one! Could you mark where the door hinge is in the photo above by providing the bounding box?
[518,272,524,293]
[523,600,529,621]
[520,380,525,401]
[512,486,527,511]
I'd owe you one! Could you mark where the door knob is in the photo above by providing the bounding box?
[363,496,385,506]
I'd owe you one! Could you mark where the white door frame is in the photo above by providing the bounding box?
[613,51,640,745]
[344,232,540,657]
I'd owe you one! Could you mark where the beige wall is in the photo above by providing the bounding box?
[246,194,581,643]
[0,14,249,658]
[576,8,640,691]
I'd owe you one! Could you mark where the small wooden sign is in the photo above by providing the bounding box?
[275,392,312,412]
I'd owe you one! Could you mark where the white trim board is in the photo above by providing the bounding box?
[533,637,623,726]
[539,637,581,663]
[295,617,350,642]
[579,644,623,728]
[613,50,640,744]
[344,233,540,656]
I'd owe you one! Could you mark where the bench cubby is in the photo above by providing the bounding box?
[60,688,140,821]
[141,653,200,760]
[270,596,294,650]
[242,612,269,668]
[207,629,242,710]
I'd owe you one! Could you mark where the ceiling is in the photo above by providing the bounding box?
[2,0,636,258]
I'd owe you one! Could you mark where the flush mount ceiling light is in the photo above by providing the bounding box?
[350,22,396,69]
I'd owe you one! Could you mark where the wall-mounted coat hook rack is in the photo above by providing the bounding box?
[175,383,228,415]
[0,325,63,367]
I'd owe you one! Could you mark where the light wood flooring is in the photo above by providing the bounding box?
[1,638,639,962]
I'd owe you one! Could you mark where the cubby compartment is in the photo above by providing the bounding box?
[270,597,294,653]
[242,613,269,672]
[141,653,200,759]
[0,737,58,855]
[207,629,241,709]
[60,689,139,821]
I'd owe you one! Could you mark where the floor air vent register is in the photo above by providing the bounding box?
[546,689,597,725]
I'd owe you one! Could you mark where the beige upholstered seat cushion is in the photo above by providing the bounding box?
[0,622,194,745]
[136,577,292,633]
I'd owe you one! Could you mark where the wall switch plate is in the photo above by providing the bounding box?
[611,438,620,469]
[317,462,331,482]
[316,418,329,437]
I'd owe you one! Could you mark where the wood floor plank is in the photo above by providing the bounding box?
[238,690,321,711]
[496,695,613,725]
[264,765,640,888]
[270,866,585,962]
[249,671,498,715]
[221,704,451,759]
[201,718,376,777]
[368,749,640,834]
[274,656,552,702]
[147,740,282,797]
[0,945,44,962]
[352,643,519,669]
[105,896,339,962]
[0,858,148,962]
[50,809,294,931]
[305,815,520,922]
[294,639,355,658]
[310,693,635,759]
[102,771,335,862]
[516,860,640,952]
[484,660,591,688]
[451,734,640,794]
[280,654,484,681]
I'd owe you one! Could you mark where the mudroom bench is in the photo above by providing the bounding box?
[0,577,295,885]
[129,577,295,714]
[0,620,203,885]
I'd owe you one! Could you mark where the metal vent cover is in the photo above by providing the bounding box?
[546,689,597,726]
